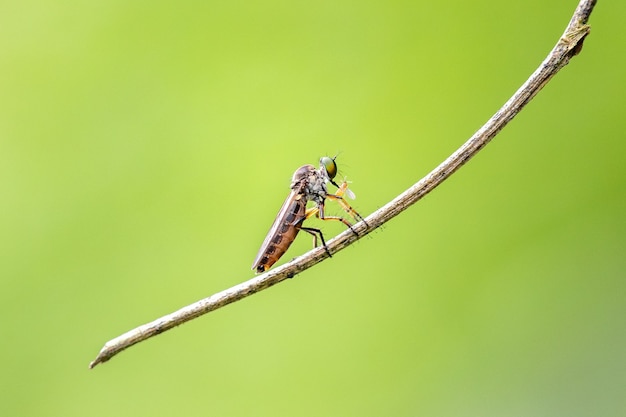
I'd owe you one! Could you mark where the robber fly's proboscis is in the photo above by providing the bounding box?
[252,156,366,273]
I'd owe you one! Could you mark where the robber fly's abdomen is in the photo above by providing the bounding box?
[252,197,306,273]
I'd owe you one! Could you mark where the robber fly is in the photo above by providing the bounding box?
[252,156,365,273]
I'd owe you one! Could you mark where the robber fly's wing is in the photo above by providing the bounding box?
[252,188,303,270]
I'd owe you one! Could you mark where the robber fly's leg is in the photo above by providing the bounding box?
[311,202,358,238]
[316,184,366,235]
[321,213,356,231]
[292,207,332,258]
[299,226,331,258]
[327,182,367,226]
[328,196,366,224]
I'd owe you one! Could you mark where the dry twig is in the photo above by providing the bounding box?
[90,0,597,369]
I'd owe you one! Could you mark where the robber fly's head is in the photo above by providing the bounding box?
[320,156,340,188]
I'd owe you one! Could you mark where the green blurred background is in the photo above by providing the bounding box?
[1,0,624,416]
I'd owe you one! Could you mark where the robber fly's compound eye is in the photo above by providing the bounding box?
[320,156,337,180]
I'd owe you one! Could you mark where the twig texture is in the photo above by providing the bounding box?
[89,0,596,369]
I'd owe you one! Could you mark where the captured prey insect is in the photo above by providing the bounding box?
[252,156,366,273]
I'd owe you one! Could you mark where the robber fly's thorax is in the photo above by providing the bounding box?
[291,164,329,207]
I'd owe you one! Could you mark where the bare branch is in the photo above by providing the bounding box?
[89,0,596,369]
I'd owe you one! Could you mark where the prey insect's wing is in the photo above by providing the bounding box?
[344,186,356,200]
[335,177,356,200]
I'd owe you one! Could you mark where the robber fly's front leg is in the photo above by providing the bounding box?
[324,181,367,229]
[292,181,366,259]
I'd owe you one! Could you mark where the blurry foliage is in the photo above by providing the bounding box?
[1,1,624,416]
